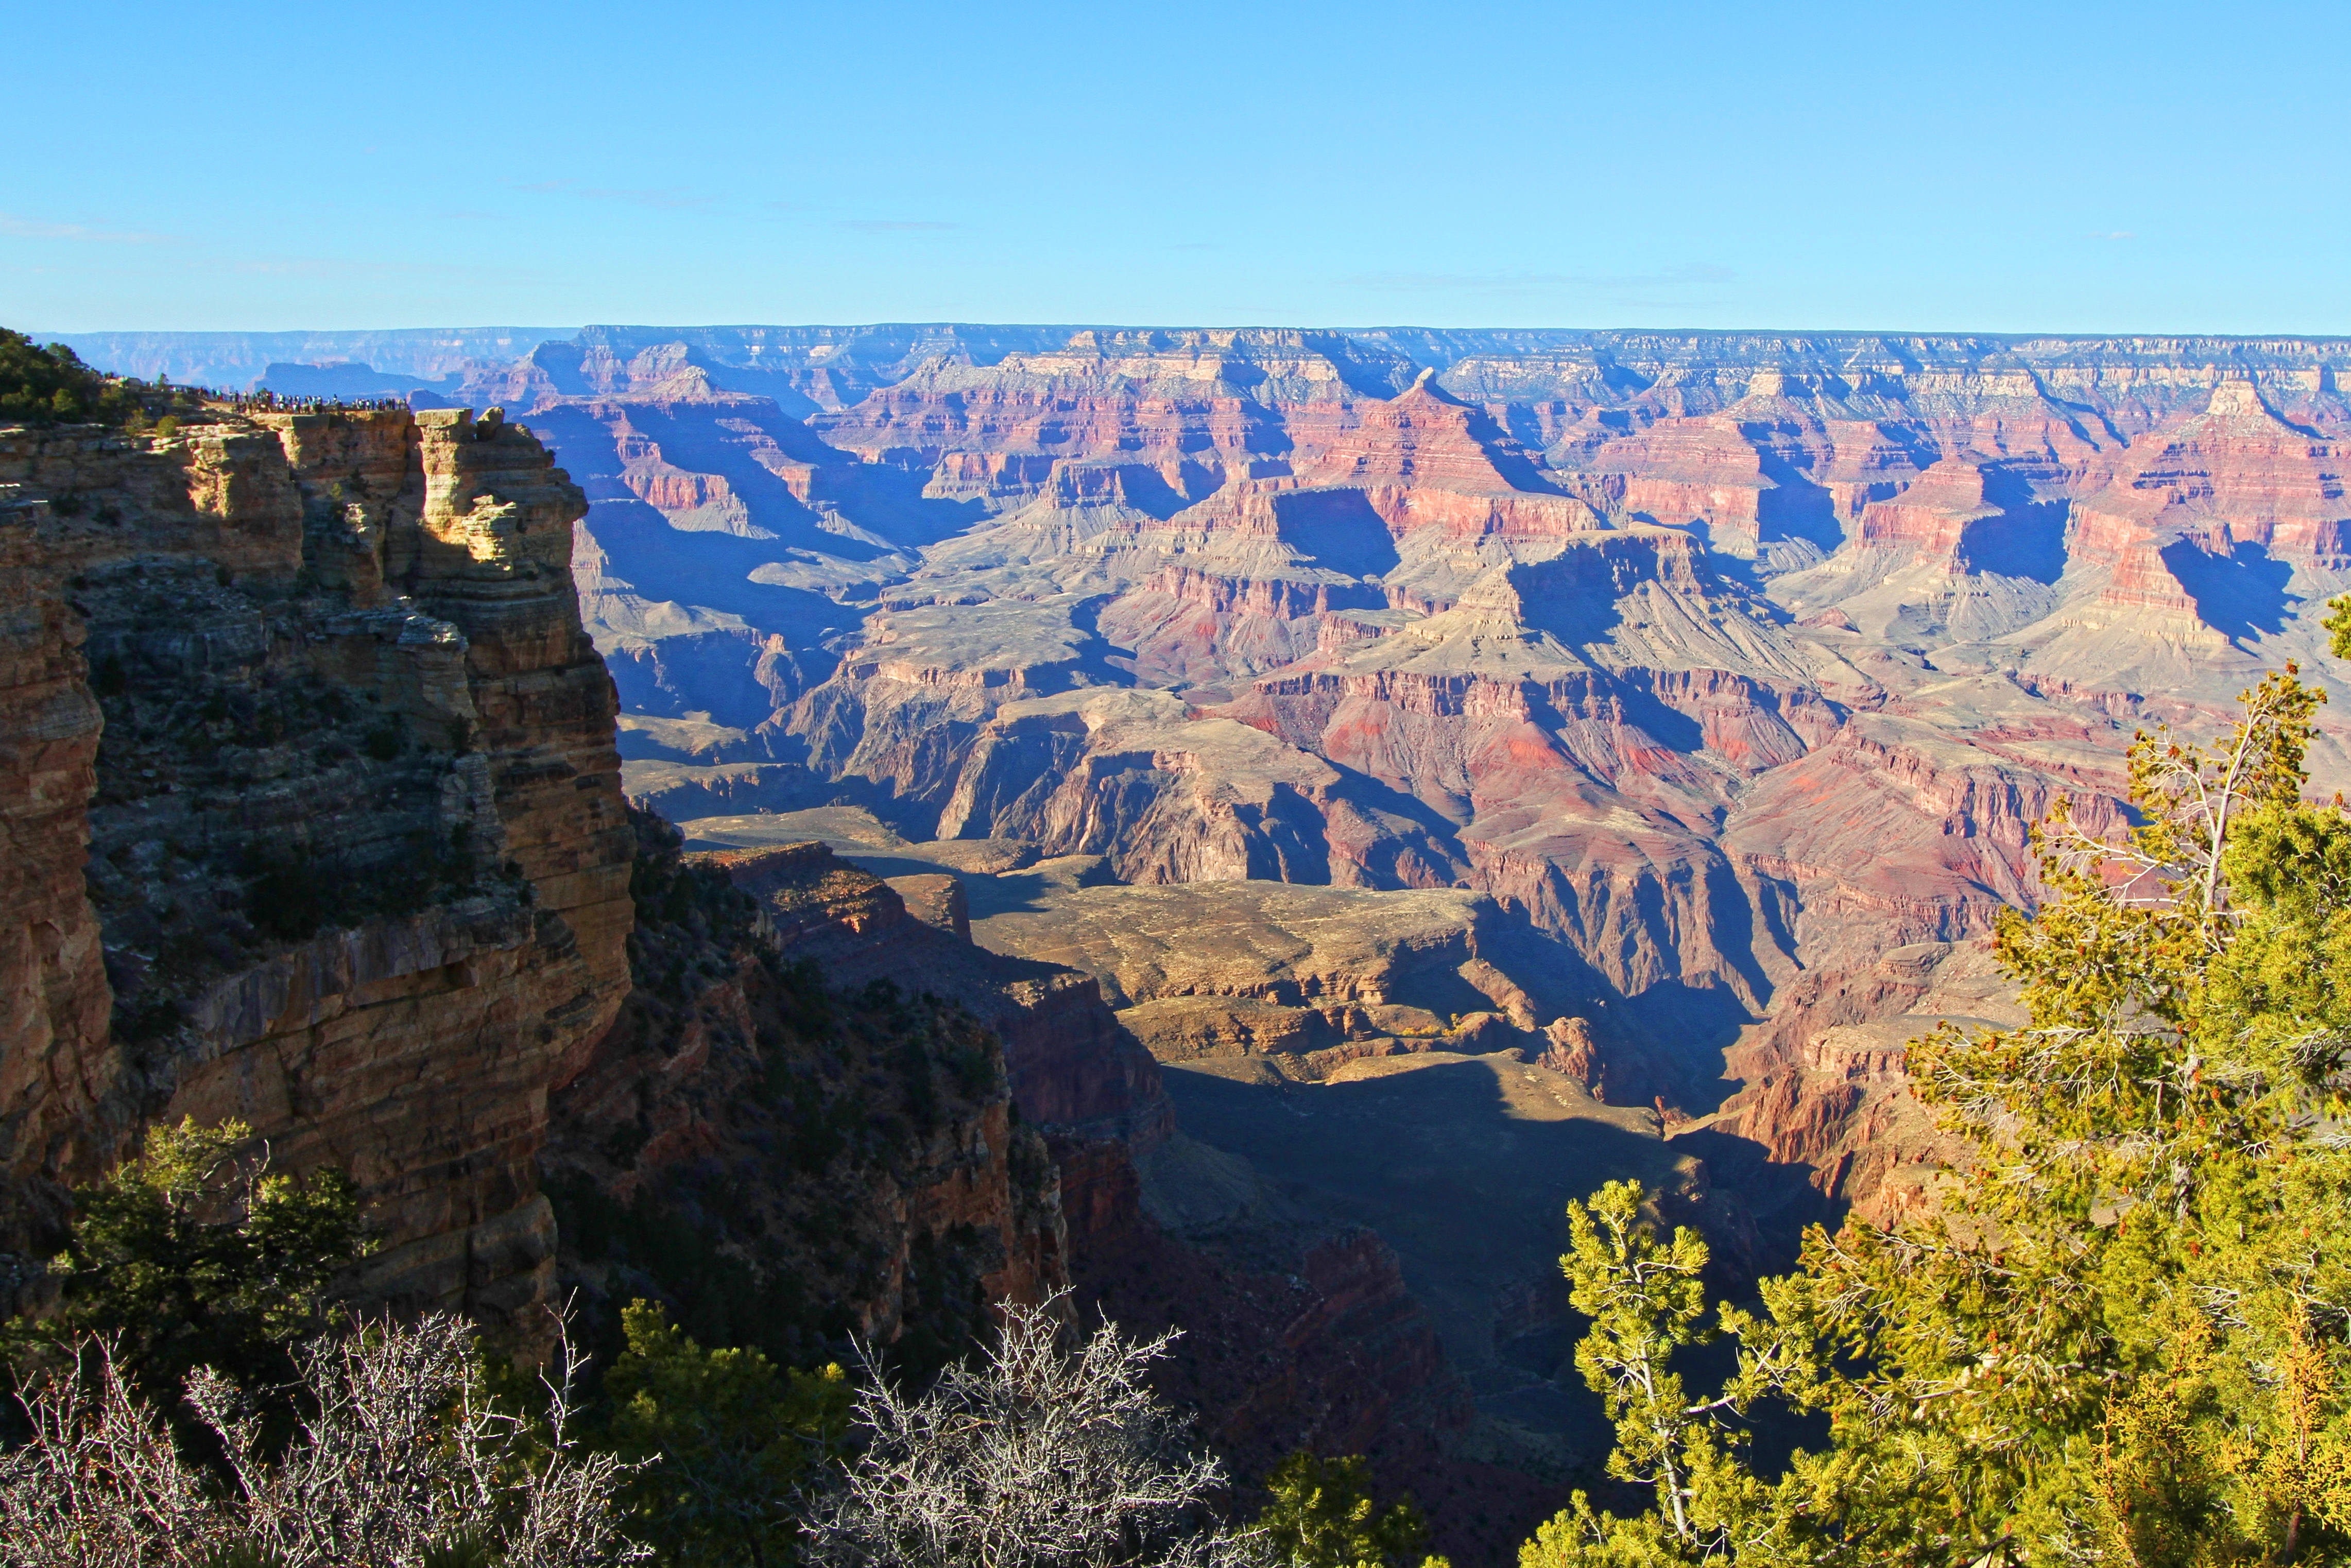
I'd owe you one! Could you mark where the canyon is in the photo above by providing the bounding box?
[448,323,2351,1406]
[22,322,2351,1559]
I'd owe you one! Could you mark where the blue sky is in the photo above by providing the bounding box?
[9,0,2349,334]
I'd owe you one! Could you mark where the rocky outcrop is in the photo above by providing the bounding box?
[1701,938,2026,1230]
[0,406,633,1324]
[539,814,1067,1367]
[701,841,1172,1235]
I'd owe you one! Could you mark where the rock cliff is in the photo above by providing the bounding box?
[0,406,632,1323]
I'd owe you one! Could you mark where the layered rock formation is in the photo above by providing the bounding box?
[54,321,2351,1555]
[0,406,632,1322]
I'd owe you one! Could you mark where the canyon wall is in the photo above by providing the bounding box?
[310,322,2351,1229]
[538,817,1073,1367]
[0,407,632,1321]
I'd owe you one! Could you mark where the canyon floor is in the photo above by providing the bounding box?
[681,802,1756,1477]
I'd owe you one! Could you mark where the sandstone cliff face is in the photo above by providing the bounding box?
[0,407,632,1324]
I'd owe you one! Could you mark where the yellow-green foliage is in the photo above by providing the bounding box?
[18,1116,367,1408]
[1254,1450,1445,1568]
[603,1299,849,1567]
[1524,621,2351,1566]
[0,326,196,426]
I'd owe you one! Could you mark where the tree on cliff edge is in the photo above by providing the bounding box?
[1525,636,2351,1564]
[0,328,164,425]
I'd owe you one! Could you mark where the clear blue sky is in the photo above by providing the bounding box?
[10,0,2350,335]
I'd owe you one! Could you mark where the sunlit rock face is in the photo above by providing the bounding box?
[0,407,631,1324]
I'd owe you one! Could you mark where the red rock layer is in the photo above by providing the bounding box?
[2060,380,2351,637]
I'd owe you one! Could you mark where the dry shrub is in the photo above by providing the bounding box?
[805,1293,1263,1568]
[0,1312,644,1568]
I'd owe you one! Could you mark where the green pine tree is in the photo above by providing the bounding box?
[603,1299,850,1567]
[13,1116,368,1410]
[1525,618,2351,1566]
[1255,1450,1447,1568]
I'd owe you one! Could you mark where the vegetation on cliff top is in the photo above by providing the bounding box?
[0,328,200,426]
[1530,640,2351,1563]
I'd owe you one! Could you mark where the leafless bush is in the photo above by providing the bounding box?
[805,1293,1263,1568]
[0,1312,645,1568]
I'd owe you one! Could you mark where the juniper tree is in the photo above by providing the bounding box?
[602,1300,849,1567]
[15,1117,368,1417]
[1254,1451,1443,1568]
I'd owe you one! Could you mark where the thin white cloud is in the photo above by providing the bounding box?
[1343,264,1734,296]
[225,257,514,280]
[839,219,959,233]
[513,180,712,210]
[2089,230,2138,241]
[0,212,173,245]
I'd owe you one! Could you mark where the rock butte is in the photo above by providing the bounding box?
[1,407,632,1320]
